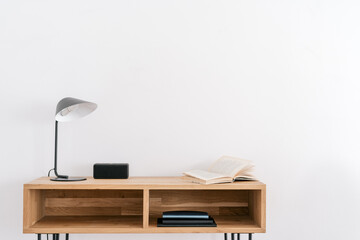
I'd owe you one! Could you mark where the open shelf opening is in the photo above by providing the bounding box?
[149,189,262,230]
[28,189,143,230]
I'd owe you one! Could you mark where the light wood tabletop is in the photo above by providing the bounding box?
[25,176,266,190]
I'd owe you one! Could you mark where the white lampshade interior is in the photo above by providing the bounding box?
[55,102,97,122]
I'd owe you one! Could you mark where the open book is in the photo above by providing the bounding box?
[183,156,255,184]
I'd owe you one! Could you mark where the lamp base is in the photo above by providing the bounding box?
[50,177,87,182]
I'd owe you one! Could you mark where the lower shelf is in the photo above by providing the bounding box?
[27,216,143,233]
[149,215,263,233]
[25,215,264,234]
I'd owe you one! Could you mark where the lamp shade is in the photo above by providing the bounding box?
[55,97,97,122]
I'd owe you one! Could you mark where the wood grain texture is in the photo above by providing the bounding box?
[23,177,266,234]
[23,188,45,231]
[43,189,143,217]
[261,185,266,230]
[248,189,266,230]
[148,215,263,233]
[24,177,265,190]
[45,198,142,208]
[44,207,142,216]
[28,216,143,233]
[149,190,249,217]
[44,189,143,198]
[143,189,149,228]
[27,216,263,234]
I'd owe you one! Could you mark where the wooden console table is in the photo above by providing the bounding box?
[24,177,266,239]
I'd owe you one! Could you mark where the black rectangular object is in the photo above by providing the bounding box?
[157,217,217,227]
[161,218,215,224]
[93,163,129,179]
[163,211,209,219]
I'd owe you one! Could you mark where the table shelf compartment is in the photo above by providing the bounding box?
[24,189,144,233]
[148,189,265,233]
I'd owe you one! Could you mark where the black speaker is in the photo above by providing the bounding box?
[93,163,129,179]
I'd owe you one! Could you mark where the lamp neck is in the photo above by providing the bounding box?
[54,120,68,179]
[54,120,58,176]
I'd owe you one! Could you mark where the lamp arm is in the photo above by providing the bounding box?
[54,120,68,179]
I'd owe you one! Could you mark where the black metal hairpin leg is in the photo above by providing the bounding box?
[37,234,41,240]
[225,233,252,240]
[66,233,69,240]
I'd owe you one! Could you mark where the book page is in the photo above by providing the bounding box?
[183,169,226,181]
[234,171,256,180]
[234,175,256,180]
[208,156,253,178]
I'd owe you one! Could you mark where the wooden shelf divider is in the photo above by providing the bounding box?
[143,189,149,228]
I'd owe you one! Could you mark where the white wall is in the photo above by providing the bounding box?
[1,0,360,239]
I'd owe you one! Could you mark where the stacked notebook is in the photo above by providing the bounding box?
[157,211,217,227]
